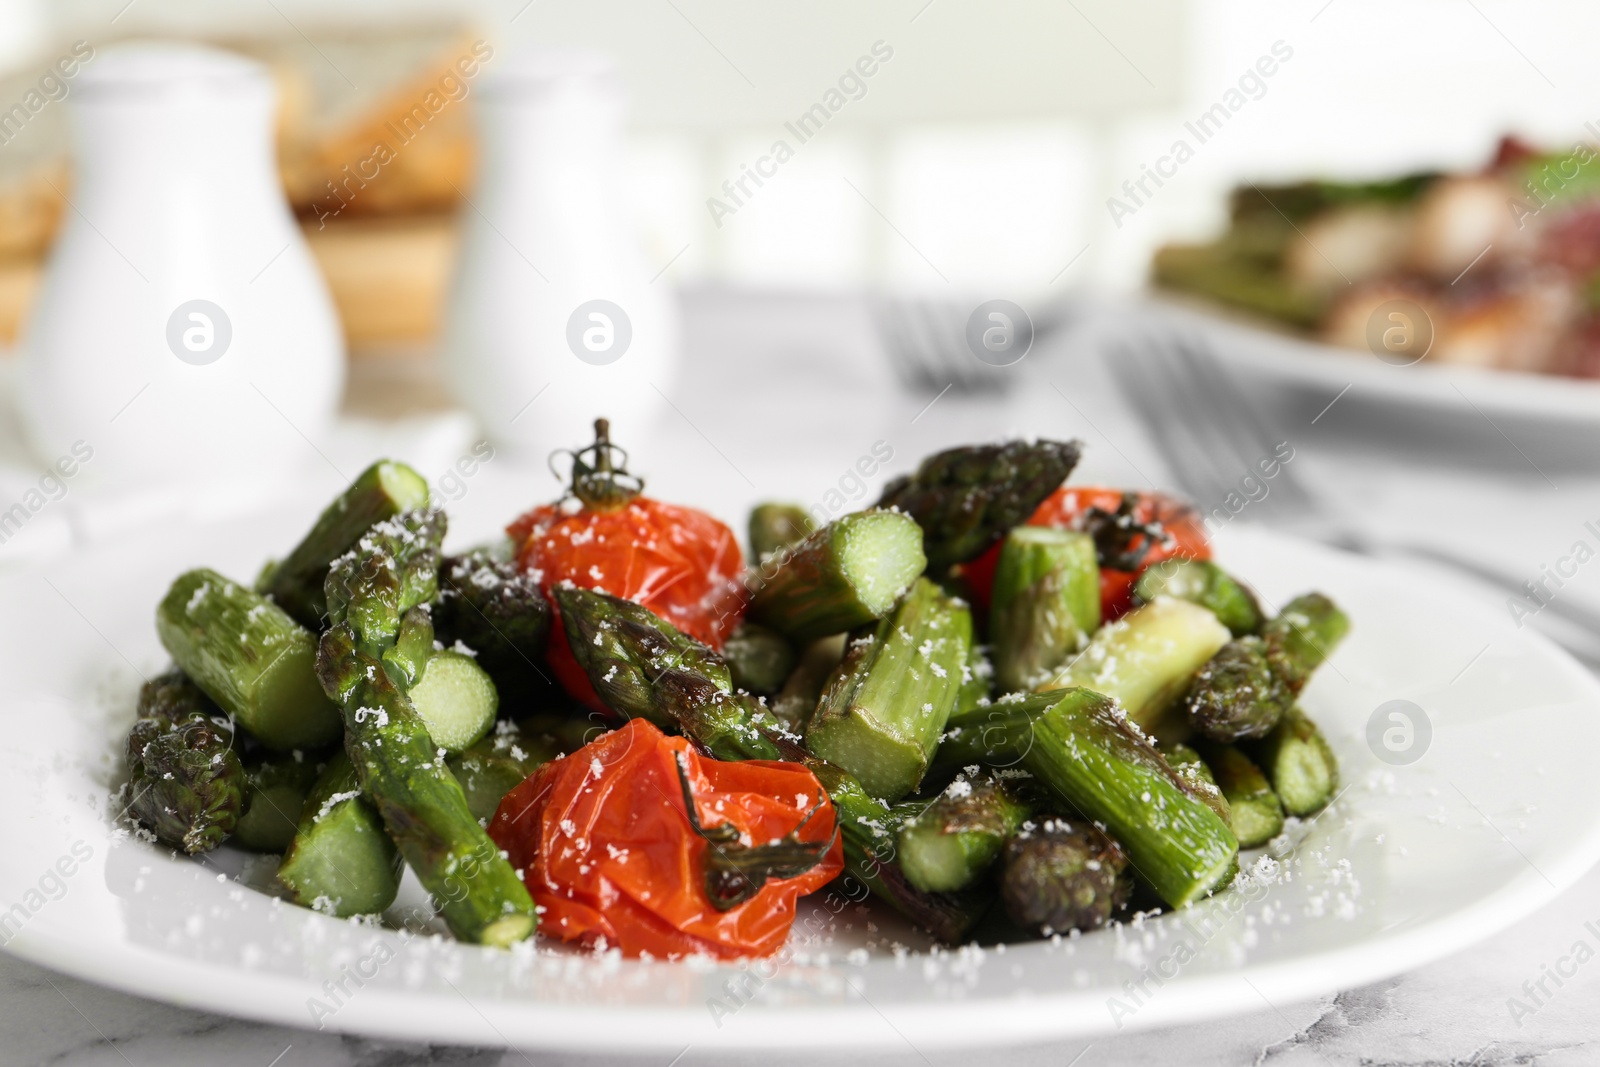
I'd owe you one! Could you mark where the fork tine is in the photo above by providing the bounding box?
[1176,339,1317,515]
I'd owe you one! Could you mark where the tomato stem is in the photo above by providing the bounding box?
[555,417,645,511]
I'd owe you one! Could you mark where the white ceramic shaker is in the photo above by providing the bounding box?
[443,48,678,459]
[17,43,343,487]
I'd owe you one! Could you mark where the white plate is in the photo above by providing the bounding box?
[2,516,1598,1054]
[1117,296,1600,428]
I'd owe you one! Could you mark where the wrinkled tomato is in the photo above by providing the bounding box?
[962,487,1211,622]
[489,718,842,959]
[507,422,745,709]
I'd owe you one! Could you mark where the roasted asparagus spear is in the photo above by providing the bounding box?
[317,509,536,947]
[124,671,246,853]
[989,526,1099,692]
[257,459,430,629]
[806,577,973,801]
[156,569,341,750]
[748,509,926,643]
[1182,593,1350,742]
[897,773,1035,893]
[876,439,1083,571]
[1001,818,1131,936]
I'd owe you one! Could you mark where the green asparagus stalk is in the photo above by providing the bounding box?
[257,459,430,629]
[722,621,797,696]
[317,509,536,947]
[810,763,993,943]
[432,550,552,701]
[806,578,973,801]
[1193,742,1284,848]
[1039,597,1231,737]
[1001,818,1131,936]
[552,585,990,941]
[124,671,246,853]
[1164,743,1231,825]
[1260,593,1351,691]
[231,753,323,853]
[897,774,1035,893]
[990,527,1099,692]
[933,687,1239,909]
[1182,592,1349,742]
[277,751,403,917]
[769,634,846,733]
[956,644,995,716]
[551,584,795,762]
[875,439,1082,571]
[156,570,342,751]
[748,510,926,643]
[1133,559,1264,637]
[409,649,499,752]
[748,503,815,561]
[447,722,558,822]
[1181,636,1293,742]
[1243,707,1339,817]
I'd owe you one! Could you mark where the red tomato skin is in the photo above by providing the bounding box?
[961,487,1211,622]
[489,719,842,959]
[509,498,746,709]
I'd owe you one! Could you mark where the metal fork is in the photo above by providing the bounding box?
[1107,333,1600,666]
[874,295,1074,396]
[874,297,1003,395]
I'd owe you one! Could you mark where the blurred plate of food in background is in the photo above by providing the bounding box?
[1146,136,1600,425]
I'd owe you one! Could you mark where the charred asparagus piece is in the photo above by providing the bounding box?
[124,671,246,853]
[1181,636,1293,742]
[257,459,430,629]
[811,763,993,943]
[156,569,342,751]
[806,578,973,801]
[769,634,846,733]
[1164,742,1231,825]
[748,503,815,561]
[1244,707,1339,817]
[447,721,560,822]
[932,688,1238,909]
[432,550,552,700]
[1182,592,1349,743]
[1040,597,1231,737]
[1260,593,1350,691]
[875,439,1083,571]
[1193,742,1284,848]
[956,644,995,716]
[722,621,797,696]
[989,527,1099,692]
[1001,818,1131,936]
[552,584,795,761]
[231,753,323,853]
[1133,559,1263,637]
[277,751,403,917]
[317,509,536,947]
[897,774,1035,893]
[748,510,926,644]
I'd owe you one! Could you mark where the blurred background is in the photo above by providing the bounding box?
[1,0,1598,344]
[2,0,1596,639]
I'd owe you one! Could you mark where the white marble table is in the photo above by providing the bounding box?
[4,288,1599,1065]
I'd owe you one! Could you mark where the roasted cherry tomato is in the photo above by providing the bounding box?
[489,718,843,959]
[507,420,745,708]
[961,487,1210,622]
